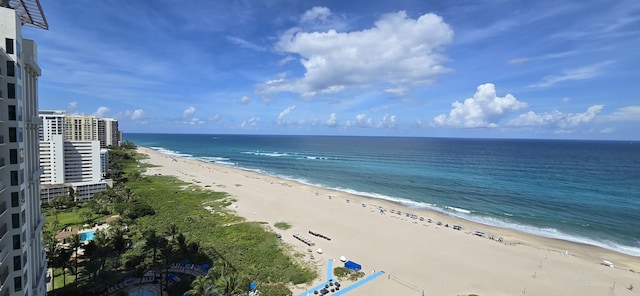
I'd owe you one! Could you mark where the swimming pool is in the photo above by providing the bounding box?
[79,231,95,242]
[129,287,155,296]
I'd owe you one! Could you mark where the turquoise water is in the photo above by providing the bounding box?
[125,133,640,256]
[80,231,95,242]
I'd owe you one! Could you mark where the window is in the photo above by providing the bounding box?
[10,171,18,186]
[11,213,19,228]
[14,276,22,292]
[9,127,17,142]
[8,105,16,120]
[15,63,20,78]
[11,192,19,207]
[7,83,15,99]
[6,61,14,76]
[5,38,13,54]
[10,149,17,164]
[18,127,23,142]
[13,255,21,271]
[19,148,23,163]
[13,234,20,249]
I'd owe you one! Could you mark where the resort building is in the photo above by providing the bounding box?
[0,1,49,295]
[39,111,118,202]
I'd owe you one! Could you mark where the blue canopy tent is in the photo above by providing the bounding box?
[344,260,362,271]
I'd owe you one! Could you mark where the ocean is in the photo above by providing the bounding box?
[124,133,640,257]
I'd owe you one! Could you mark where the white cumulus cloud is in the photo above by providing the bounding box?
[433,83,528,128]
[241,116,259,128]
[327,112,338,127]
[377,114,397,128]
[508,105,604,128]
[125,109,146,121]
[300,6,331,23]
[260,10,454,97]
[183,106,196,118]
[277,105,296,125]
[239,95,251,104]
[94,107,110,118]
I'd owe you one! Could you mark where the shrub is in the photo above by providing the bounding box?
[273,222,291,230]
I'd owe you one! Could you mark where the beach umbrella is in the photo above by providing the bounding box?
[339,256,346,262]
[250,282,257,290]
[317,248,323,254]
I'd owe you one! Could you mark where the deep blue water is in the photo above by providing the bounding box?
[124,133,640,256]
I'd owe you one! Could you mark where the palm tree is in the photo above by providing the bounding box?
[144,230,162,266]
[160,243,174,293]
[216,273,245,296]
[69,233,82,288]
[110,226,127,267]
[44,233,60,291]
[91,229,111,274]
[166,223,179,243]
[187,275,216,296]
[57,247,73,288]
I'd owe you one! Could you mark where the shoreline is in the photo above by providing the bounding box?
[137,146,640,295]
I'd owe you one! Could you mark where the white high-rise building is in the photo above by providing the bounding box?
[39,111,114,202]
[38,109,65,141]
[0,1,48,295]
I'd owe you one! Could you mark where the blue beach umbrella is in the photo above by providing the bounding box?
[249,282,257,290]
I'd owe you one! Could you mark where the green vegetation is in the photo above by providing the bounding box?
[333,267,365,282]
[44,144,315,296]
[273,222,292,230]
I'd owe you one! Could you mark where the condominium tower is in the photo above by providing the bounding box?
[39,111,117,202]
[0,1,48,296]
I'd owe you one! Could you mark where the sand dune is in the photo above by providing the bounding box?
[138,147,640,295]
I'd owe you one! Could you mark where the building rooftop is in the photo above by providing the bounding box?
[3,0,48,30]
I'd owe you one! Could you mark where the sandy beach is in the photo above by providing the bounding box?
[138,147,640,295]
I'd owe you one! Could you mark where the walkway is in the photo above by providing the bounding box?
[332,271,384,295]
[298,260,384,296]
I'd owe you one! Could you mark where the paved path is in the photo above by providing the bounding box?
[298,260,384,296]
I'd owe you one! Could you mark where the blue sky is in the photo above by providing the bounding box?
[24,0,640,139]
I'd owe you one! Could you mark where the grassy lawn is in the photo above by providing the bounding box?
[45,207,109,229]
[50,269,78,291]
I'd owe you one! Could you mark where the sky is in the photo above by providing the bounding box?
[23,0,640,140]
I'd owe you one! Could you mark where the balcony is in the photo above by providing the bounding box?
[0,224,6,241]
[0,266,7,294]
[0,244,7,265]
[0,201,6,217]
